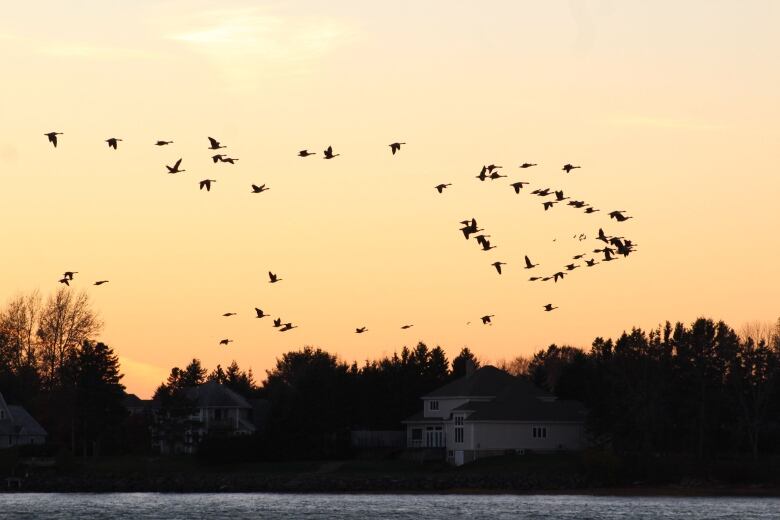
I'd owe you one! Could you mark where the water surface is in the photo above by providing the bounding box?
[1,493,778,519]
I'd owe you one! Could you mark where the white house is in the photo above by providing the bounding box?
[403,365,587,465]
[0,392,47,449]
[154,381,257,454]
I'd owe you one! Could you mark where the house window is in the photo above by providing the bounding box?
[532,426,547,439]
[429,400,439,411]
[454,415,464,444]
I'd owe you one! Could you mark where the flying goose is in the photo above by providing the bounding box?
[255,308,267,318]
[251,184,270,193]
[208,137,225,150]
[45,132,63,147]
[279,323,297,332]
[562,163,580,173]
[491,261,506,274]
[199,179,216,191]
[543,304,558,312]
[93,280,109,285]
[389,142,405,155]
[435,183,452,193]
[105,138,122,149]
[268,271,281,283]
[524,256,538,269]
[166,158,184,174]
[355,327,368,334]
[155,140,173,146]
[510,181,529,193]
[323,146,339,159]
[219,339,233,345]
[298,149,315,157]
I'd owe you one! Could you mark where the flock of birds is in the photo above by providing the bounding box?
[42,131,636,345]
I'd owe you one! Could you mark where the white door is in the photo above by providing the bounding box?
[454,450,464,466]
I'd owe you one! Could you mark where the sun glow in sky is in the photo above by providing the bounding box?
[1,1,779,397]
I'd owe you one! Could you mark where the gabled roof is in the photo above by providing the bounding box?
[423,365,516,398]
[6,405,48,436]
[185,381,251,409]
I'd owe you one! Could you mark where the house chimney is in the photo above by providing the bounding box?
[466,359,475,377]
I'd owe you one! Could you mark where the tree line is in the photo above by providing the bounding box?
[2,288,779,469]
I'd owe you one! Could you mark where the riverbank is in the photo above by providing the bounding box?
[4,454,780,495]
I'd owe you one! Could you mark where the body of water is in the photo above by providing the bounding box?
[0,493,778,519]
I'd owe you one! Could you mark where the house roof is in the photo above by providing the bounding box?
[462,398,587,422]
[123,393,155,409]
[423,365,517,398]
[185,381,252,409]
[6,405,48,436]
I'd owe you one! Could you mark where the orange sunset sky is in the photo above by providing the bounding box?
[1,1,778,397]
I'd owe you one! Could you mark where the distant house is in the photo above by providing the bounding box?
[153,381,259,454]
[402,365,587,465]
[0,392,47,449]
[123,393,154,416]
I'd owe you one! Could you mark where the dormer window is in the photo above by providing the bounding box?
[429,400,439,411]
[532,426,547,439]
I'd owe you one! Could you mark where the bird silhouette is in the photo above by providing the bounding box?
[460,219,481,240]
[105,138,122,149]
[510,181,529,193]
[298,149,315,157]
[199,179,216,191]
[279,323,297,332]
[519,163,537,169]
[597,228,609,243]
[251,184,270,193]
[532,188,553,197]
[355,327,368,334]
[63,271,78,280]
[476,167,488,181]
[93,280,109,286]
[562,164,581,173]
[401,324,414,329]
[602,248,617,262]
[554,190,568,201]
[273,318,282,327]
[573,254,586,260]
[543,304,558,312]
[491,261,506,274]
[584,207,600,214]
[486,164,502,172]
[529,276,542,281]
[255,308,267,318]
[435,183,452,193]
[553,271,566,282]
[211,154,226,163]
[474,234,491,247]
[568,200,587,208]
[222,312,237,317]
[221,157,239,164]
[155,140,173,146]
[543,201,558,211]
[524,256,538,269]
[480,315,494,325]
[45,132,62,147]
[58,277,70,286]
[480,239,496,251]
[166,159,185,174]
[268,271,281,283]
[219,339,233,345]
[208,137,225,150]
[564,263,579,271]
[585,259,598,267]
[488,171,507,180]
[609,210,633,222]
[323,146,339,159]
[389,142,405,155]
